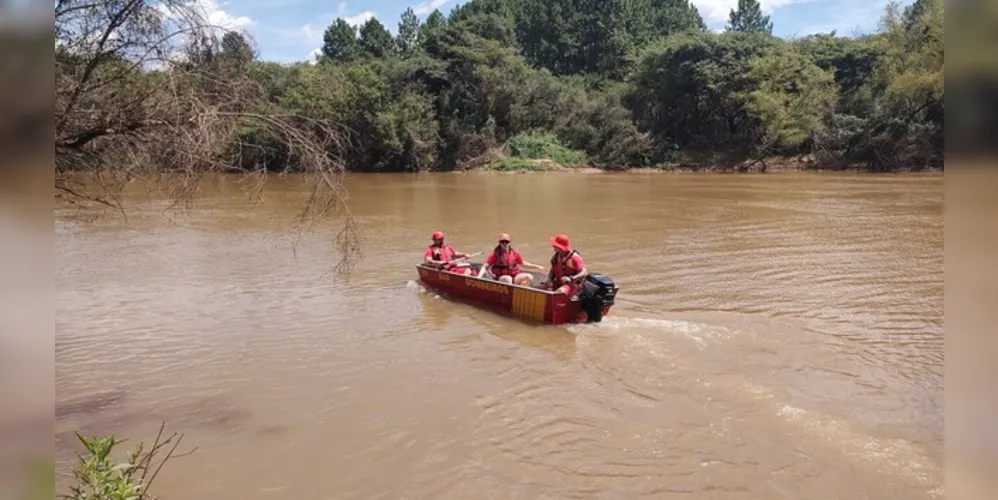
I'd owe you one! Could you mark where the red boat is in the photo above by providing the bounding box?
[415,262,619,325]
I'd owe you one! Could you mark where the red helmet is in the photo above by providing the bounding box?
[432,231,444,240]
[499,233,510,242]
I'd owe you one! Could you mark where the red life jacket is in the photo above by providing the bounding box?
[551,250,581,281]
[429,244,458,268]
[489,246,520,278]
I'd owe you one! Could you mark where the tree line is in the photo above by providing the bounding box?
[56,0,943,180]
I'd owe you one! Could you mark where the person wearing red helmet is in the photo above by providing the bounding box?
[477,233,545,286]
[545,233,587,295]
[424,231,473,275]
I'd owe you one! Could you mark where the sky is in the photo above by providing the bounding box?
[195,0,909,63]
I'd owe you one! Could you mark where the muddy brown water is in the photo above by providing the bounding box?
[55,172,943,499]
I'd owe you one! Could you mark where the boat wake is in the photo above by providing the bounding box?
[405,279,443,299]
[566,315,736,350]
[401,280,942,495]
[562,313,942,495]
[404,279,426,293]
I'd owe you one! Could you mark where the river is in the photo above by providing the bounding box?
[55,172,943,499]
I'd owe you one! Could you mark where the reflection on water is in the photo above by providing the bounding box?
[56,172,943,498]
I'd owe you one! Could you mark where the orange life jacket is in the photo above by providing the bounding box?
[489,246,520,278]
[551,250,581,282]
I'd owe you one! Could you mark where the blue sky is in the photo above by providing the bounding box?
[199,0,908,63]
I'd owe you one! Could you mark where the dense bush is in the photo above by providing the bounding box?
[504,131,587,165]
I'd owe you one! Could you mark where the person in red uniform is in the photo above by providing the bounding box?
[477,233,545,286]
[424,231,472,275]
[545,233,588,295]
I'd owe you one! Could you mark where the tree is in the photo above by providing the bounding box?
[358,18,395,58]
[219,31,255,75]
[321,19,360,62]
[877,0,943,109]
[867,0,944,167]
[622,0,707,49]
[515,0,632,79]
[726,0,773,34]
[419,9,448,43]
[395,7,421,58]
[451,12,517,47]
[744,49,839,161]
[793,33,884,116]
[627,32,784,154]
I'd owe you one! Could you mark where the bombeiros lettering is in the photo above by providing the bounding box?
[465,278,510,295]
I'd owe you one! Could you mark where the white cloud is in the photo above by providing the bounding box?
[343,11,376,27]
[413,0,453,16]
[309,47,322,64]
[194,0,254,30]
[295,3,374,55]
[691,0,811,24]
[158,0,253,30]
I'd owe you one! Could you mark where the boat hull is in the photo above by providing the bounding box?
[416,264,614,325]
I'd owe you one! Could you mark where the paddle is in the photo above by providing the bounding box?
[454,251,484,261]
[449,251,483,268]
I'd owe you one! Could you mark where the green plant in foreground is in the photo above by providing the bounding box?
[484,157,542,171]
[504,131,588,166]
[61,423,195,500]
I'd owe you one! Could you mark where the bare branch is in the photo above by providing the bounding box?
[55,0,363,271]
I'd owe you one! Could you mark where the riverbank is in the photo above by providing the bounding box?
[471,141,942,173]
[473,154,943,174]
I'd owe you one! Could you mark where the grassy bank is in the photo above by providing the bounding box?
[477,131,589,171]
[468,131,943,173]
[467,136,941,173]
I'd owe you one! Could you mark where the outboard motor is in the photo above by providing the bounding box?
[578,273,617,323]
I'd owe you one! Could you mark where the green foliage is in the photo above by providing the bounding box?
[623,0,708,48]
[726,0,773,34]
[505,131,588,165]
[395,8,421,58]
[516,0,632,79]
[627,31,784,153]
[321,19,359,63]
[419,10,448,43]
[358,18,394,59]
[794,0,944,169]
[744,49,838,151]
[127,0,942,174]
[485,157,545,171]
[65,434,146,500]
[793,34,883,95]
[554,82,653,166]
[219,32,254,74]
[60,427,190,500]
[877,0,943,110]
